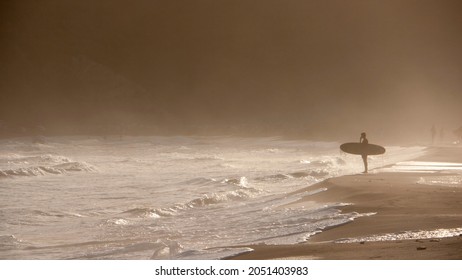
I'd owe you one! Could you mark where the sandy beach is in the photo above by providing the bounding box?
[230,146,462,260]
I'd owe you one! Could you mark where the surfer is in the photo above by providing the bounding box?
[360,132,368,173]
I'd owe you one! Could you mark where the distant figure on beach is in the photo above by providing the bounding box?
[360,132,368,173]
[431,125,437,145]
[455,126,462,144]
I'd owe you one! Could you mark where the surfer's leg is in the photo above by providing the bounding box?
[362,155,368,173]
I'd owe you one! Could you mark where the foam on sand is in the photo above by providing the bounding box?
[380,161,462,172]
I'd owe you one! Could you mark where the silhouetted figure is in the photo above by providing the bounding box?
[431,125,437,145]
[360,132,368,173]
[455,127,462,144]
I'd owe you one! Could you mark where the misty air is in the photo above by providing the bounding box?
[1,0,462,261]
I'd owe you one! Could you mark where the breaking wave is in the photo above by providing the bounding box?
[256,170,329,182]
[3,154,72,164]
[186,187,260,207]
[0,161,96,178]
[122,186,261,218]
[306,157,347,167]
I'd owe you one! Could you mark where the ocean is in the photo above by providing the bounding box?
[0,136,425,259]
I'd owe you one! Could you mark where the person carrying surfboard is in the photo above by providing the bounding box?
[340,134,385,173]
[360,132,368,173]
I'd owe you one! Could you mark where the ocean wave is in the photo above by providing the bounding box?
[0,161,96,178]
[250,208,369,245]
[256,170,330,182]
[309,157,346,167]
[150,240,184,259]
[122,186,261,218]
[1,154,71,164]
[32,210,65,217]
[216,163,236,168]
[181,177,219,186]
[52,162,96,172]
[105,218,132,226]
[193,155,224,161]
[186,188,260,208]
[221,176,249,188]
[159,152,223,161]
[335,227,462,243]
[258,174,292,181]
[290,170,330,178]
[122,207,175,218]
[180,176,251,189]
[24,154,71,164]
[30,210,86,218]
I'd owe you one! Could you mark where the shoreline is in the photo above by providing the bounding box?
[229,146,462,260]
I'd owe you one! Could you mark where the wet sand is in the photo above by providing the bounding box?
[230,146,462,259]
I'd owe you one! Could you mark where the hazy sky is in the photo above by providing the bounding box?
[1,0,462,140]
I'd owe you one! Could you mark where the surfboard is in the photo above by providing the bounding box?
[340,142,386,156]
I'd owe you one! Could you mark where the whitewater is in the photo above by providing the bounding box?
[0,136,425,259]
